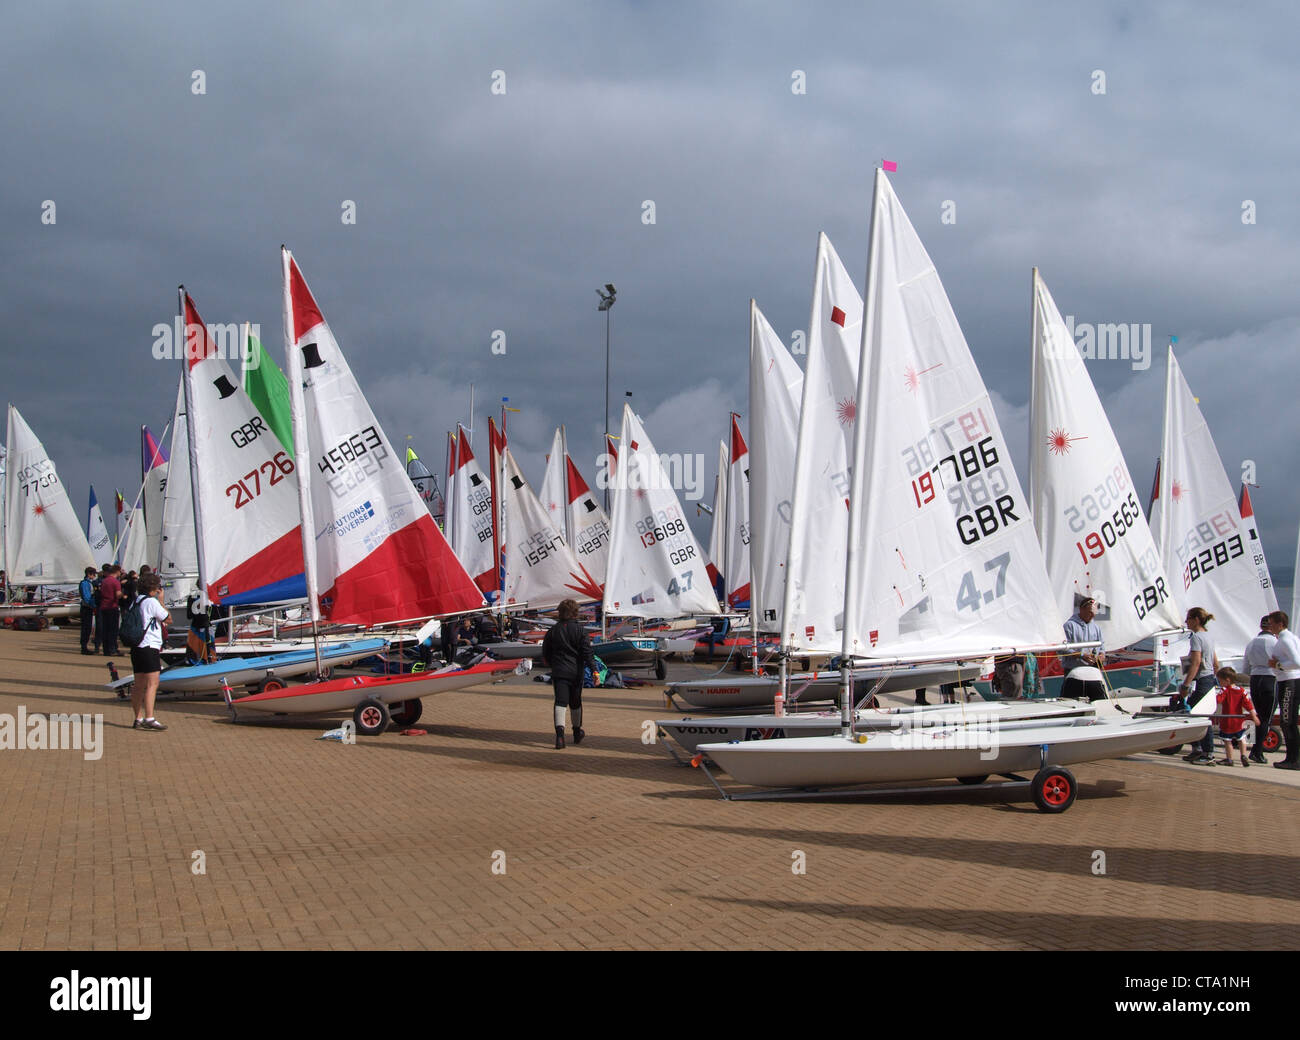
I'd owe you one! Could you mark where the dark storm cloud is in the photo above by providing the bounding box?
[1,1,1297,580]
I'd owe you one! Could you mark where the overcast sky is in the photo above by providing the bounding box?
[2,1,1297,594]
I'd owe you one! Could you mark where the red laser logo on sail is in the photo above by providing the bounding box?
[1047,428,1086,455]
[904,363,942,393]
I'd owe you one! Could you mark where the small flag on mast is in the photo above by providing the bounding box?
[881,159,898,172]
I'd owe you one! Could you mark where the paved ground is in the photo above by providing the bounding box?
[1,626,1298,950]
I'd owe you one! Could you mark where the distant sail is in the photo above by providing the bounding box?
[748,301,802,633]
[539,427,568,542]
[1029,271,1182,647]
[603,403,718,618]
[87,486,113,567]
[141,425,169,572]
[158,377,199,604]
[1150,347,1275,659]
[4,405,95,583]
[564,451,611,587]
[242,330,294,453]
[1238,484,1279,613]
[782,233,862,652]
[725,415,752,611]
[705,440,727,602]
[449,423,496,596]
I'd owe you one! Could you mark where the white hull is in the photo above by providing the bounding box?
[0,601,79,619]
[666,661,986,710]
[698,714,1210,789]
[659,698,1103,754]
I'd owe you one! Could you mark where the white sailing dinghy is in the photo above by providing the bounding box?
[225,251,510,731]
[698,171,1205,806]
[1,405,95,615]
[1150,347,1276,662]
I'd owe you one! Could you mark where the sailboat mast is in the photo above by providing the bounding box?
[178,288,211,611]
[838,168,885,737]
[280,249,324,678]
[1027,267,1040,514]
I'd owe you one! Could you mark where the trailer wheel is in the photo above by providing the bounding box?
[1264,727,1282,754]
[654,658,667,681]
[354,698,390,736]
[391,699,423,727]
[261,678,286,693]
[957,775,988,786]
[1032,766,1076,813]
[1157,743,1183,756]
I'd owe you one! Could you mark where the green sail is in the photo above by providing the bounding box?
[243,332,294,453]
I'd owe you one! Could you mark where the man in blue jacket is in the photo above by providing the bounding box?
[78,566,100,654]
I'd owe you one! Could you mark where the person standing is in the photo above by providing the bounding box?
[98,565,123,657]
[78,566,99,655]
[541,598,599,749]
[1267,611,1300,770]
[1061,597,1106,701]
[1244,616,1278,763]
[129,574,170,731]
[1213,667,1258,767]
[1180,607,1221,765]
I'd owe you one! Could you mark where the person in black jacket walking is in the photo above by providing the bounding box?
[541,599,599,749]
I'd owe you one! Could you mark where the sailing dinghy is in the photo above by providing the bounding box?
[697,170,1205,807]
[225,250,511,733]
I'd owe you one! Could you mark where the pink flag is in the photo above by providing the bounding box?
[881,160,898,172]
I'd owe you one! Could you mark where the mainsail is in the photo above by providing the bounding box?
[603,403,718,618]
[4,405,95,583]
[1029,271,1182,647]
[539,427,568,541]
[841,170,1060,659]
[181,289,305,605]
[1238,484,1279,613]
[564,451,611,586]
[705,440,727,601]
[725,415,752,611]
[781,233,862,652]
[282,249,485,624]
[501,443,602,608]
[1150,347,1274,660]
[87,486,113,568]
[158,377,199,604]
[449,423,496,596]
[748,301,802,634]
[141,425,169,571]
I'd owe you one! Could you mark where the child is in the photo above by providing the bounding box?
[1214,667,1259,767]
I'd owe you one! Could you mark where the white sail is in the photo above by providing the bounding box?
[117,502,145,570]
[158,378,199,604]
[1237,484,1279,613]
[563,449,611,585]
[182,290,305,605]
[706,440,727,600]
[781,233,862,652]
[1151,347,1274,659]
[4,405,95,583]
[86,487,113,568]
[1029,272,1182,648]
[725,415,752,611]
[603,403,719,618]
[841,170,1060,659]
[501,444,602,609]
[449,423,496,596]
[282,250,484,625]
[141,426,168,571]
[538,427,568,542]
[748,301,802,633]
[1292,525,1299,628]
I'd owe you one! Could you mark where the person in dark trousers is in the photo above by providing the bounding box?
[1266,610,1300,770]
[541,598,599,749]
[78,566,99,654]
[1180,607,1221,764]
[1244,616,1277,762]
[98,565,123,656]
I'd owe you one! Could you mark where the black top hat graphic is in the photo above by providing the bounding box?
[301,342,325,369]
[212,375,237,400]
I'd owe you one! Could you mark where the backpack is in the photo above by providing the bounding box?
[119,596,148,649]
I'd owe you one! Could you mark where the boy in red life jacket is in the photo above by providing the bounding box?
[1215,667,1259,767]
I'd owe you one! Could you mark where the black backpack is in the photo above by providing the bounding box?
[119,596,147,649]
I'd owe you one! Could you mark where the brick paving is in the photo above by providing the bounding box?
[1,625,1297,950]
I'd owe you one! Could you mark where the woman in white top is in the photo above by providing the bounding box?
[129,574,171,731]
